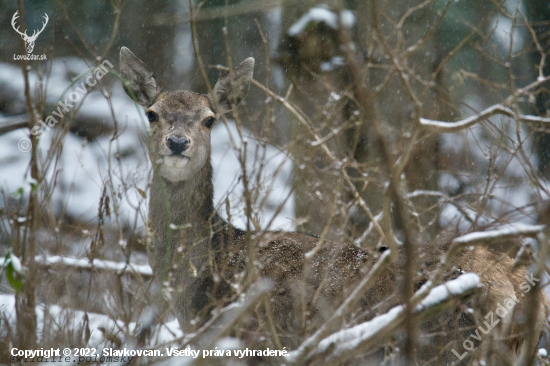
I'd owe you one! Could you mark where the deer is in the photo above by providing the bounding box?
[11,11,49,54]
[119,46,549,365]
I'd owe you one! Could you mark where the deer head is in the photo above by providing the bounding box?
[119,47,254,182]
[12,11,49,54]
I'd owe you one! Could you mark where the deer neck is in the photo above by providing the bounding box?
[149,160,214,227]
[149,157,216,254]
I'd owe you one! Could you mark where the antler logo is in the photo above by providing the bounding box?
[11,11,49,54]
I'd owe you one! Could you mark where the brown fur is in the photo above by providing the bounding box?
[119,47,549,365]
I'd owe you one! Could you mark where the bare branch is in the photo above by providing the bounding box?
[287,250,392,365]
[0,114,28,135]
[297,273,481,365]
[420,103,550,133]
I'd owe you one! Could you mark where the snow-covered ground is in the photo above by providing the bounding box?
[0,292,188,365]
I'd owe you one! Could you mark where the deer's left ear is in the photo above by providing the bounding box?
[209,58,254,114]
[119,47,161,108]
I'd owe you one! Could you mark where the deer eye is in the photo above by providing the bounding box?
[204,117,216,128]
[146,111,158,123]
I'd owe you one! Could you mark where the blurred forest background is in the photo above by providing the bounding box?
[1,0,550,364]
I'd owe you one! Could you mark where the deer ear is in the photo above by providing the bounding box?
[209,57,254,114]
[119,47,161,108]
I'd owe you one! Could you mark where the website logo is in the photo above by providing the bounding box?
[11,11,48,60]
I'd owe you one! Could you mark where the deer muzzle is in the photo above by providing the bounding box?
[167,136,190,155]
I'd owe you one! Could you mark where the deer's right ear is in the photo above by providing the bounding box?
[119,47,160,108]
[209,57,255,115]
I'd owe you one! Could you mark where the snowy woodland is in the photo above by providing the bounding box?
[1,0,550,365]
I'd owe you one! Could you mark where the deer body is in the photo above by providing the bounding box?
[147,130,371,331]
[120,47,548,365]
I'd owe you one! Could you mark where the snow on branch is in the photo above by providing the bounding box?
[287,7,355,37]
[419,104,550,133]
[293,273,481,365]
[0,255,153,278]
[451,224,545,246]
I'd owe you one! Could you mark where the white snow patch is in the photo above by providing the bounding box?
[439,173,461,194]
[415,273,480,310]
[174,28,195,75]
[491,14,525,54]
[266,7,283,57]
[320,56,345,72]
[212,121,295,231]
[0,293,183,349]
[216,337,243,350]
[288,7,355,37]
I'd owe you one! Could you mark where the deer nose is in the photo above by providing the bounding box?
[167,137,190,155]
